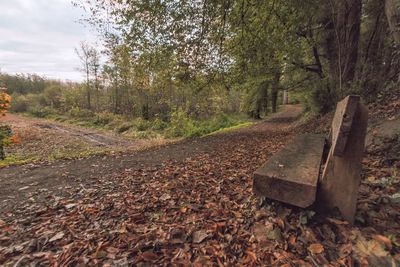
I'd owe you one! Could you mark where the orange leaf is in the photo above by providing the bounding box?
[308,243,324,254]
[245,249,257,262]
[373,235,392,250]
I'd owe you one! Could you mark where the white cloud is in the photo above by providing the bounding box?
[0,0,100,81]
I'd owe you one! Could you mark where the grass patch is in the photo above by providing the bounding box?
[205,121,255,136]
[47,141,114,161]
[0,154,37,168]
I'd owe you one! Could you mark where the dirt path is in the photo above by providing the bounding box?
[0,114,161,167]
[0,105,302,216]
[2,114,139,148]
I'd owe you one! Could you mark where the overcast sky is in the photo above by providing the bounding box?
[0,0,99,81]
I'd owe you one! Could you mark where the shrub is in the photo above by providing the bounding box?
[135,118,152,131]
[116,122,134,133]
[311,87,336,114]
[27,106,55,118]
[69,107,94,118]
[151,118,168,131]
[94,112,115,126]
[0,125,14,160]
[166,109,198,137]
[11,94,28,112]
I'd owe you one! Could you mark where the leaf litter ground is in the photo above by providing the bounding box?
[0,105,399,266]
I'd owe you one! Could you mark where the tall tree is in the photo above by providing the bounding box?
[385,0,400,45]
[323,0,362,96]
[76,42,94,109]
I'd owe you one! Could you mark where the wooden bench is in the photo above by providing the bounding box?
[253,95,368,223]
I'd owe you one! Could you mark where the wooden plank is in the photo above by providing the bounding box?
[330,95,360,156]
[253,134,326,208]
[318,103,368,223]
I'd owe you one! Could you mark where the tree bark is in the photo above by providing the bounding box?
[324,0,362,96]
[271,71,281,113]
[385,0,400,45]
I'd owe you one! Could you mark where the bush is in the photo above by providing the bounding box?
[69,107,94,118]
[116,122,134,133]
[11,94,28,112]
[151,118,168,131]
[166,109,197,137]
[27,106,55,118]
[135,118,152,131]
[0,125,13,160]
[311,87,336,114]
[94,112,116,126]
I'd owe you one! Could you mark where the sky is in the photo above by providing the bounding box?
[0,0,99,81]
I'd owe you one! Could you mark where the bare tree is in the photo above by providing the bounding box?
[75,41,96,110]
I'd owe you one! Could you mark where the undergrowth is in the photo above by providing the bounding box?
[22,108,254,139]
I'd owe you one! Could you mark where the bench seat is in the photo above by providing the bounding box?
[253,134,326,208]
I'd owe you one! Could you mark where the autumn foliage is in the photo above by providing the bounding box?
[0,90,11,116]
[0,89,19,160]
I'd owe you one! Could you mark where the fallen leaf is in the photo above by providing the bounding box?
[338,244,351,260]
[179,206,187,213]
[192,230,208,244]
[49,232,64,242]
[160,193,171,201]
[308,243,324,254]
[65,203,77,209]
[245,249,257,261]
[327,218,349,225]
[141,251,159,262]
[373,235,392,250]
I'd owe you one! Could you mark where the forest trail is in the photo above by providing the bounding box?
[0,105,302,216]
[1,103,399,266]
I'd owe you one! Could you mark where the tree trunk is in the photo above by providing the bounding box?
[260,81,269,116]
[385,0,400,45]
[0,144,4,160]
[271,71,281,113]
[324,0,362,96]
[86,67,91,110]
[283,90,289,105]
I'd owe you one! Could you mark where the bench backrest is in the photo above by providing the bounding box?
[330,95,360,156]
[318,95,368,223]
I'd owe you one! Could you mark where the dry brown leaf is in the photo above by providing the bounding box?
[245,249,257,262]
[49,232,64,242]
[192,230,208,244]
[141,251,159,262]
[338,243,352,258]
[327,218,349,225]
[288,235,297,246]
[179,206,187,213]
[308,243,324,254]
[373,235,393,250]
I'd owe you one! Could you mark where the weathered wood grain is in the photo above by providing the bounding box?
[253,134,326,208]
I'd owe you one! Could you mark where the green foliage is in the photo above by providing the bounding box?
[116,122,134,133]
[151,118,168,131]
[0,125,13,160]
[94,112,116,126]
[311,87,336,114]
[69,107,94,118]
[166,109,196,137]
[27,106,56,118]
[11,94,28,112]
[166,109,247,138]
